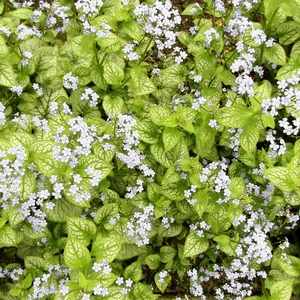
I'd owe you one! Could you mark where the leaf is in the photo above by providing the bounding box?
[213,235,237,256]
[44,197,83,223]
[34,154,60,177]
[149,105,171,126]
[94,203,119,226]
[161,182,185,201]
[216,103,253,128]
[123,20,143,41]
[183,231,209,258]
[124,261,143,282]
[23,273,32,289]
[25,256,45,270]
[159,223,183,238]
[103,60,124,86]
[103,95,124,115]
[136,121,159,144]
[154,272,171,293]
[160,246,177,263]
[0,59,16,87]
[64,237,91,270]
[20,170,36,200]
[278,255,300,277]
[150,143,174,168]
[205,205,232,234]
[67,217,97,246]
[145,254,161,270]
[91,236,123,263]
[264,43,286,66]
[163,127,181,152]
[128,66,156,96]
[193,189,209,218]
[239,120,260,153]
[161,166,181,185]
[0,226,18,248]
[116,243,148,260]
[277,21,300,45]
[276,57,300,80]
[263,167,295,192]
[270,279,293,300]
[8,8,32,19]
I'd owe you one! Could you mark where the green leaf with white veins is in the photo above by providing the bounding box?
[44,197,83,223]
[0,59,16,87]
[264,43,286,66]
[64,237,91,270]
[103,94,124,115]
[278,255,300,277]
[160,246,177,263]
[183,231,209,258]
[136,121,159,144]
[20,170,36,200]
[128,66,156,96]
[67,217,97,246]
[150,105,171,126]
[264,167,295,192]
[124,261,143,282]
[123,20,143,41]
[270,280,293,300]
[216,103,253,128]
[239,119,260,153]
[103,59,124,86]
[277,21,300,45]
[150,143,174,168]
[92,236,123,263]
[94,203,119,226]
[163,127,181,152]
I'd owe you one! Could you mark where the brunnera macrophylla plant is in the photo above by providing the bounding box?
[0,0,300,299]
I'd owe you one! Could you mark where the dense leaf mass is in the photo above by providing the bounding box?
[0,0,299,299]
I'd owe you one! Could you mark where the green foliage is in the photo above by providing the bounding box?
[0,0,299,299]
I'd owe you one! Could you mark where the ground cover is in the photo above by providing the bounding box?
[0,0,300,299]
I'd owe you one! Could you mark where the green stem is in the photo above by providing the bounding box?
[94,42,100,66]
[260,277,270,299]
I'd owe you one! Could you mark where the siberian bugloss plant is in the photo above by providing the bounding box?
[0,0,300,299]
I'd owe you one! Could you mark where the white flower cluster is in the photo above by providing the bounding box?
[0,146,27,209]
[158,269,170,283]
[214,0,226,13]
[134,0,181,55]
[265,130,286,158]
[93,284,108,297]
[63,72,79,90]
[32,116,49,132]
[124,204,154,247]
[199,158,232,204]
[204,28,220,48]
[0,267,23,281]
[28,264,71,300]
[48,4,70,32]
[122,43,140,61]
[189,221,211,238]
[33,83,43,96]
[92,260,112,274]
[0,26,11,37]
[81,88,99,107]
[189,207,272,299]
[16,24,41,40]
[75,0,103,16]
[52,116,97,167]
[125,179,144,199]
[172,46,188,64]
[19,190,50,232]
[0,102,6,126]
[262,74,300,118]
[162,216,175,228]
[191,89,206,110]
[115,277,134,295]
[184,184,198,205]
[116,114,155,180]
[10,85,24,96]
[187,269,206,298]
[21,51,33,66]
